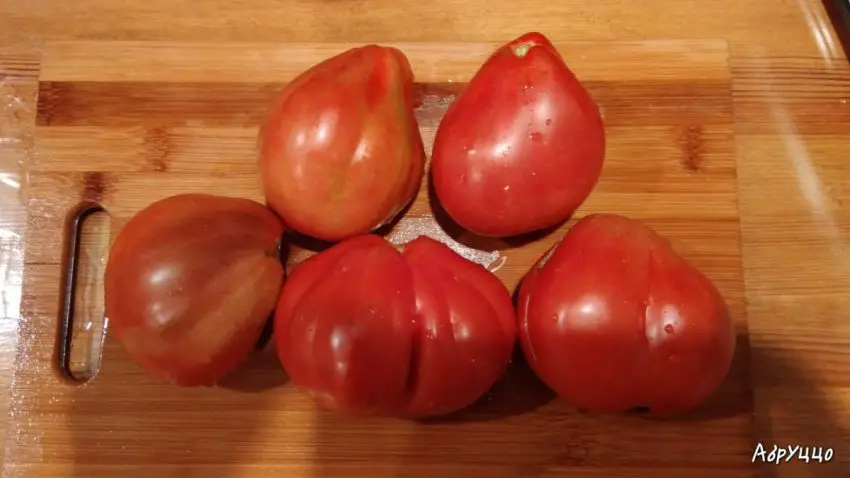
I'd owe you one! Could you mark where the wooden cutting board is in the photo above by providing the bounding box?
[7,40,756,477]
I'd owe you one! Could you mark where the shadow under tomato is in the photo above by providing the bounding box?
[414,347,557,425]
[218,315,290,393]
[284,229,336,254]
[426,172,567,253]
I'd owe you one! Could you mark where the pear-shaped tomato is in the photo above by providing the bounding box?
[431,32,605,237]
[517,214,736,415]
[275,235,516,418]
[104,194,285,386]
[259,45,426,242]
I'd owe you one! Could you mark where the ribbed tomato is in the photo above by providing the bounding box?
[275,235,516,418]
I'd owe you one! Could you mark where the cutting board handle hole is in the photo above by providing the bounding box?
[56,201,111,384]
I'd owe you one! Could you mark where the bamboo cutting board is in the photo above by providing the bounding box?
[8,40,756,477]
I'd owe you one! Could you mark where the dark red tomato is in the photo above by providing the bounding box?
[104,194,285,386]
[259,45,426,242]
[431,32,605,238]
[274,235,516,418]
[517,214,736,415]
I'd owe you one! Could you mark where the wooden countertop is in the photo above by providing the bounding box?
[1,1,849,477]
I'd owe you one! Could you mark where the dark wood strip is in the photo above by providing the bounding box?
[35,80,733,128]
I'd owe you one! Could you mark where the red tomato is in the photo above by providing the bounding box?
[259,45,426,242]
[431,32,605,237]
[274,235,516,418]
[104,194,285,386]
[517,214,736,415]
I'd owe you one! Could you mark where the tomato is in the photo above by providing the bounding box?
[517,214,736,415]
[104,194,285,386]
[274,235,516,418]
[431,32,605,238]
[259,45,426,242]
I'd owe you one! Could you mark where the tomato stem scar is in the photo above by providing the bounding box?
[511,42,534,58]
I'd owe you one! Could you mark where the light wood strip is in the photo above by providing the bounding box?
[1,0,823,56]
[39,40,731,83]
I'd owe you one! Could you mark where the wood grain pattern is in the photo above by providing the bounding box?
[4,40,759,477]
[2,1,850,477]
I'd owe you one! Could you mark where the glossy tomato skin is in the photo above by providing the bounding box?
[431,32,605,238]
[259,45,426,242]
[104,194,285,387]
[517,214,736,415]
[275,235,516,418]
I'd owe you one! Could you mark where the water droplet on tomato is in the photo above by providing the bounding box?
[664,324,674,334]
[529,132,543,142]
[503,185,511,192]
